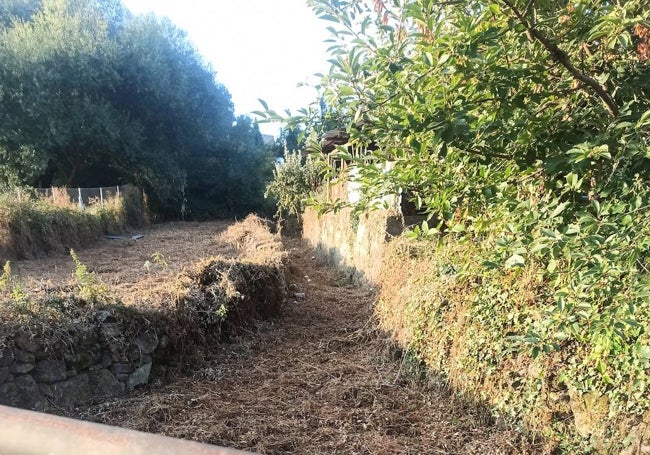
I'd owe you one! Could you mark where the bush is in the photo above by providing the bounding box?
[265,150,324,227]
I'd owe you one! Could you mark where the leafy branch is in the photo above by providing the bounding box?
[499,0,620,117]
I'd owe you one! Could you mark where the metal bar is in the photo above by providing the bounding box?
[0,405,253,455]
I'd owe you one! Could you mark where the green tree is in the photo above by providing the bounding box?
[0,0,274,218]
[271,0,650,448]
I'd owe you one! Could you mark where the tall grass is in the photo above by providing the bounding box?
[0,185,146,260]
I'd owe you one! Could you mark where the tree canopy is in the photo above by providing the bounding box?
[0,0,273,218]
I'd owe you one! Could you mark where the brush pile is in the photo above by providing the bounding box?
[175,215,287,343]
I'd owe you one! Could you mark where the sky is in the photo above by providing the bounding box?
[120,0,333,137]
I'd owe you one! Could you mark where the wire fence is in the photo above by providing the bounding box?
[8,186,125,210]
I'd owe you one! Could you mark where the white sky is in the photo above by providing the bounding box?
[120,0,333,136]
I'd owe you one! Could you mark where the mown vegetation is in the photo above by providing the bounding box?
[0,215,286,389]
[261,0,650,451]
[0,0,274,219]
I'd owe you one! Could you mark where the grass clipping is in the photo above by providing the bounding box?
[175,215,287,342]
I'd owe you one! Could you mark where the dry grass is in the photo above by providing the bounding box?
[69,238,543,455]
[0,185,145,261]
[218,215,285,266]
[6,221,233,308]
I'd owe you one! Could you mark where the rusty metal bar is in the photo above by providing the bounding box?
[0,405,253,455]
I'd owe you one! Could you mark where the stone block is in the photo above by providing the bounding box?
[53,373,91,409]
[133,332,159,355]
[94,310,116,323]
[34,359,67,383]
[14,332,40,352]
[126,362,152,390]
[0,366,10,383]
[38,383,54,398]
[0,347,14,367]
[158,334,170,349]
[10,362,34,374]
[0,383,19,406]
[111,363,133,376]
[100,323,121,339]
[88,353,113,371]
[66,347,101,371]
[14,348,34,364]
[110,351,129,363]
[88,369,124,398]
[73,323,99,346]
[14,375,47,411]
[129,348,141,362]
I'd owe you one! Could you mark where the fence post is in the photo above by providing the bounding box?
[116,186,120,199]
[100,187,104,206]
[78,188,83,210]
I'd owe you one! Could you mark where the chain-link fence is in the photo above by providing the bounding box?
[9,186,125,209]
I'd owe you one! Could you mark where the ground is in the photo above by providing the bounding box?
[12,221,233,306]
[13,222,543,454]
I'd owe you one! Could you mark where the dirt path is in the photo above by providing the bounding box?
[72,237,542,455]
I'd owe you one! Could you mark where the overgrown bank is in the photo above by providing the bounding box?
[378,235,649,454]
[0,185,146,261]
[304,202,649,454]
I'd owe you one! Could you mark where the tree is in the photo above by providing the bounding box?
[271,0,650,447]
[0,0,274,218]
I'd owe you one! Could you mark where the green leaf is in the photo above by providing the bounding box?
[258,98,269,110]
[505,254,525,269]
[636,345,650,360]
[438,53,451,66]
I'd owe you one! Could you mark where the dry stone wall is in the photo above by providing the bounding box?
[0,309,172,411]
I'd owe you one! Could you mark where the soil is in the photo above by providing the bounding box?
[22,222,544,454]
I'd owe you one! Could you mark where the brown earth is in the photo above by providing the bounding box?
[14,222,544,455]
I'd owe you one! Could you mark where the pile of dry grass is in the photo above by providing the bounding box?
[218,214,284,266]
[175,215,287,344]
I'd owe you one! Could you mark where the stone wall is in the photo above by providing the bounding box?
[0,309,172,411]
[303,181,424,283]
[302,206,399,284]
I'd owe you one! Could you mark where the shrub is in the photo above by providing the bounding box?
[0,186,147,261]
[265,150,324,225]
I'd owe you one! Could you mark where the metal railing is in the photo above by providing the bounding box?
[0,405,253,455]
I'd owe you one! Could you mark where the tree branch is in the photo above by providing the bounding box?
[500,0,619,118]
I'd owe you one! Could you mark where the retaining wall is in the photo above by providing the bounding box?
[0,310,170,411]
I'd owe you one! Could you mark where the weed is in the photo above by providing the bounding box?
[70,249,107,305]
[152,251,168,268]
[0,261,31,313]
